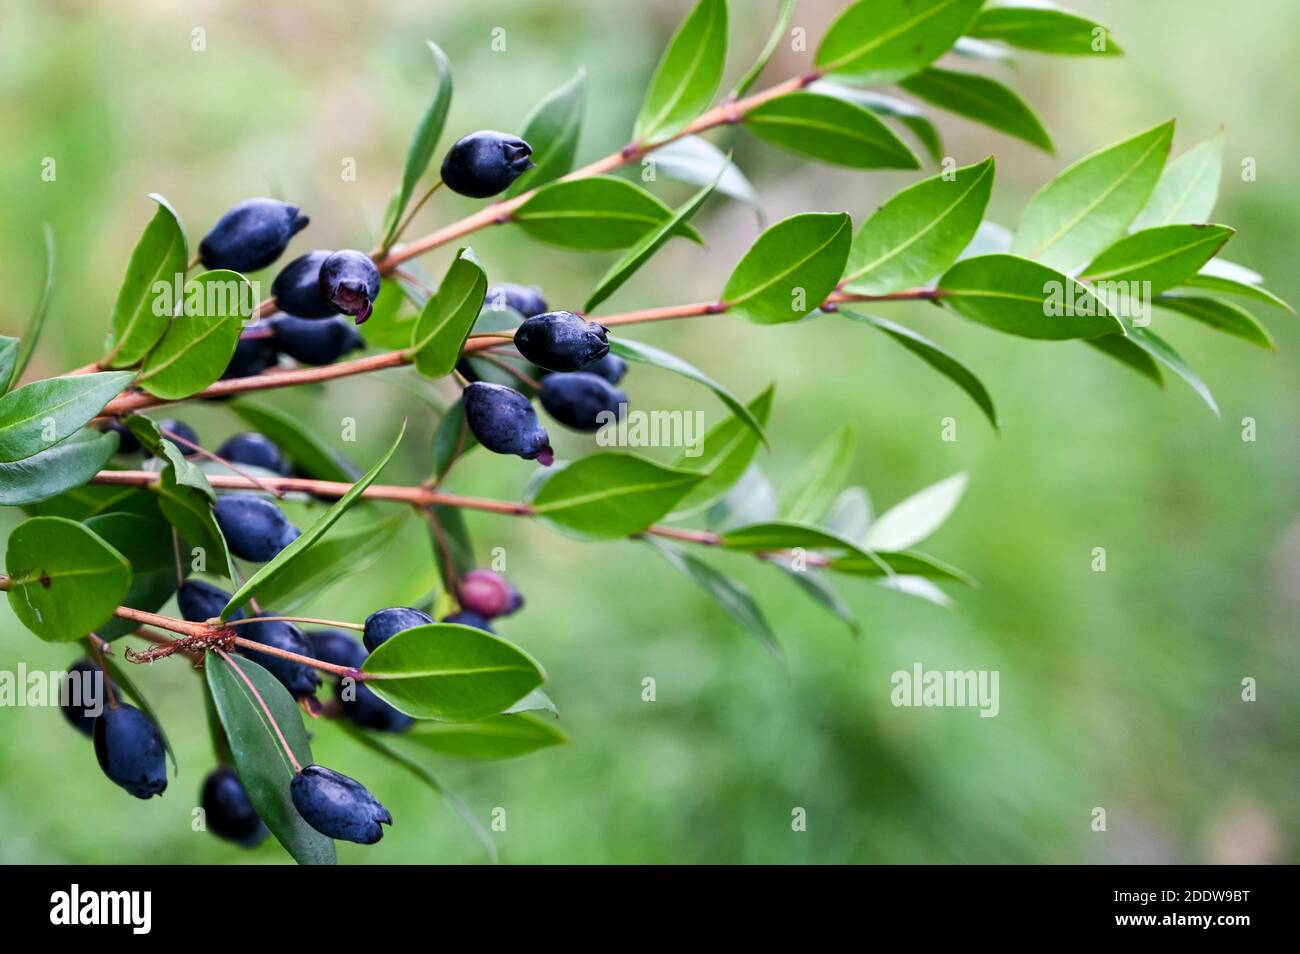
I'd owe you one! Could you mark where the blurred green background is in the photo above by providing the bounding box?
[1,0,1296,864]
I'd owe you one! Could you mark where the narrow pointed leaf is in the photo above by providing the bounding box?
[251,512,407,611]
[731,0,796,97]
[410,248,488,378]
[722,212,852,324]
[770,560,860,636]
[103,195,187,368]
[780,426,853,524]
[1124,324,1218,415]
[0,371,136,463]
[507,69,586,197]
[812,85,944,164]
[633,0,728,143]
[1177,273,1293,313]
[531,452,705,540]
[3,225,55,394]
[864,473,967,551]
[138,271,253,399]
[153,460,234,579]
[1156,295,1275,349]
[402,712,568,761]
[743,92,918,169]
[1085,334,1164,388]
[815,0,984,85]
[670,384,775,514]
[382,40,452,247]
[0,428,119,507]
[1080,224,1234,295]
[899,67,1052,152]
[969,2,1122,55]
[1132,132,1222,230]
[230,398,359,483]
[512,176,703,250]
[649,136,761,211]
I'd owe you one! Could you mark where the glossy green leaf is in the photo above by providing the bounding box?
[707,465,778,531]
[670,384,775,514]
[205,653,336,865]
[811,84,944,164]
[1178,273,1293,314]
[743,92,918,169]
[607,337,766,444]
[507,69,586,197]
[531,452,704,540]
[153,459,234,579]
[938,253,1123,339]
[83,513,179,640]
[770,560,860,636]
[26,483,162,522]
[230,398,359,483]
[951,36,1018,65]
[731,0,796,97]
[403,712,568,761]
[4,516,130,641]
[0,428,119,507]
[362,623,545,722]
[103,195,188,368]
[124,415,212,496]
[823,486,873,541]
[780,426,853,524]
[0,371,136,464]
[506,688,559,716]
[357,277,414,349]
[969,2,1122,55]
[585,170,719,312]
[841,310,999,429]
[864,473,967,551]
[815,0,984,85]
[2,225,55,394]
[410,248,488,378]
[842,158,994,294]
[1132,132,1223,231]
[512,176,703,250]
[644,537,784,666]
[221,421,406,619]
[722,212,852,324]
[1086,334,1164,388]
[1123,324,1218,415]
[1012,120,1174,269]
[633,0,728,143]
[824,549,974,584]
[1156,295,1275,349]
[138,270,252,399]
[382,40,453,248]
[431,396,477,480]
[1081,224,1234,298]
[650,135,761,211]
[899,67,1053,152]
[429,503,475,594]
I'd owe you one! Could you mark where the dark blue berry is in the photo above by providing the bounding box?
[60,659,105,737]
[201,767,268,847]
[102,420,141,454]
[462,382,553,464]
[362,607,434,653]
[581,352,628,385]
[485,283,548,319]
[271,250,336,318]
[514,311,610,372]
[239,618,321,697]
[442,610,495,633]
[222,336,279,380]
[177,579,242,623]
[199,198,309,273]
[441,131,534,198]
[540,372,627,432]
[216,433,290,475]
[290,764,392,844]
[268,315,365,365]
[319,250,381,324]
[305,629,367,669]
[341,682,415,733]
[158,418,200,450]
[213,494,300,562]
[94,703,167,799]
[456,569,523,619]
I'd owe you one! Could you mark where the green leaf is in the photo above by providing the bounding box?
[779,427,853,524]
[743,92,918,169]
[722,212,852,324]
[0,371,136,464]
[431,397,477,481]
[938,253,1124,339]
[811,84,944,164]
[402,712,568,761]
[0,428,119,507]
[506,687,559,716]
[824,548,974,584]
[361,623,545,722]
[382,40,453,248]
[1156,295,1275,349]
[4,516,130,641]
[512,176,703,250]
[205,653,336,865]
[429,503,475,594]
[1178,273,1293,314]
[650,136,761,212]
[230,398,359,483]
[1132,132,1223,229]
[670,384,775,514]
[2,225,55,394]
[607,337,766,444]
[26,483,161,521]
[969,1,1122,55]
[154,460,234,579]
[1012,120,1174,269]
[815,0,984,85]
[842,158,994,294]
[103,195,188,368]
[531,452,705,540]
[585,171,719,313]
[137,271,253,399]
[707,465,778,531]
[951,36,1018,65]
[83,513,180,641]
[221,421,406,619]
[898,67,1053,153]
[841,310,999,429]
[633,0,728,143]
[1086,333,1164,388]
[731,0,796,97]
[124,415,213,496]
[409,249,488,378]
[250,512,406,612]
[864,473,967,550]
[357,277,414,349]
[644,537,784,666]
[1080,224,1234,297]
[770,560,859,636]
[506,69,586,197]
[1123,324,1218,415]
[823,486,873,541]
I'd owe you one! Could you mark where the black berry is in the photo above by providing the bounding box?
[239,618,321,697]
[362,607,433,653]
[199,198,309,274]
[441,131,534,198]
[201,766,268,847]
[158,418,200,450]
[213,494,300,562]
[177,579,242,623]
[514,311,610,372]
[540,372,627,432]
[216,433,290,475]
[268,315,365,365]
[290,764,392,844]
[485,283,548,319]
[305,629,367,669]
[271,250,336,318]
[94,703,167,799]
[60,659,105,737]
[319,250,381,324]
[442,610,495,633]
[102,420,141,454]
[222,336,279,379]
[580,352,628,385]
[462,382,553,464]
